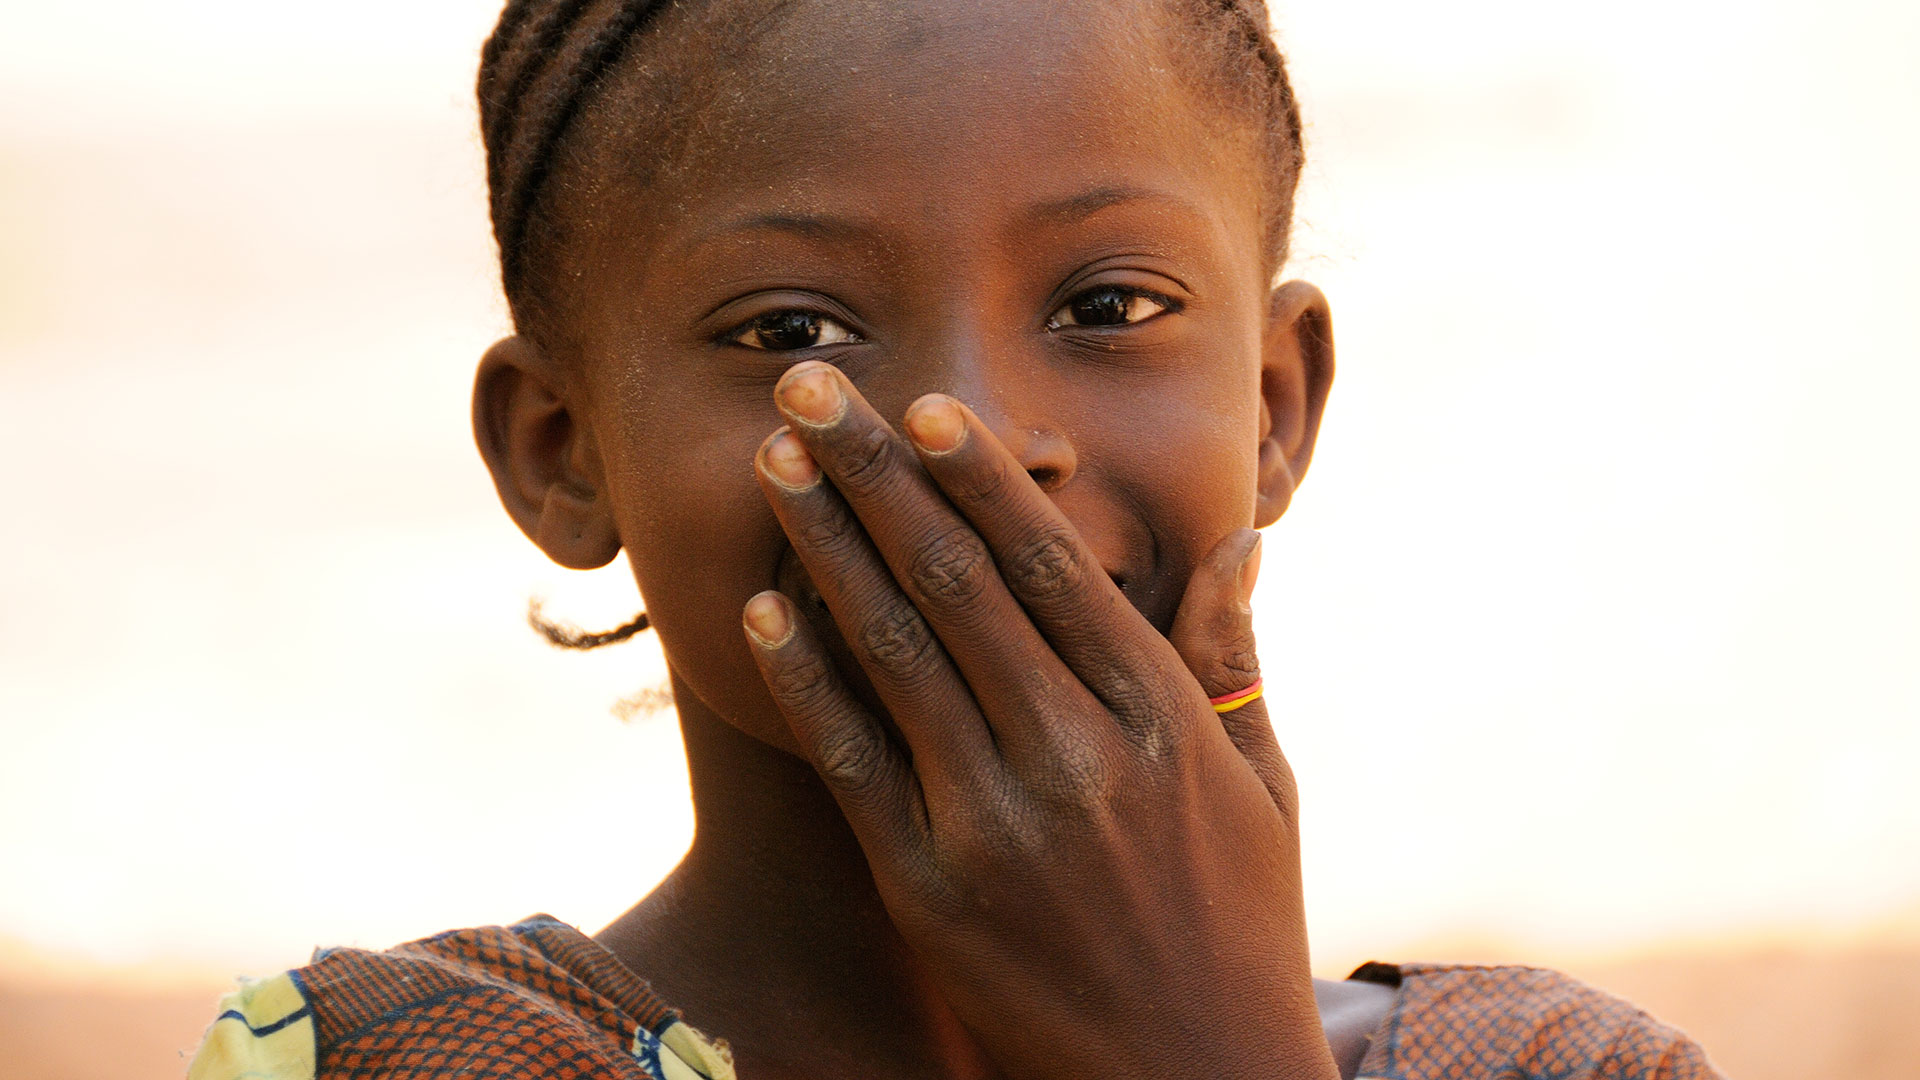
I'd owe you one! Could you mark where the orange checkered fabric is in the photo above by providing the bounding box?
[1350,962,1722,1079]
[187,916,731,1080]
[190,918,1720,1079]
[305,919,675,1078]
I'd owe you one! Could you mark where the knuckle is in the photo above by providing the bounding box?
[1129,723,1187,767]
[796,512,864,561]
[766,650,838,711]
[1036,740,1112,801]
[813,726,892,793]
[1098,671,1173,721]
[1216,631,1262,687]
[1128,710,1192,766]
[1008,715,1115,808]
[832,424,900,492]
[1005,527,1089,602]
[954,800,1053,866]
[857,603,940,671]
[907,529,991,605]
[946,454,1014,505]
[1098,672,1197,762]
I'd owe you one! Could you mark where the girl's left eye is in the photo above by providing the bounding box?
[1047,287,1174,330]
[726,311,861,351]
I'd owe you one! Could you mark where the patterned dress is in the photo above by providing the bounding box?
[186,916,1722,1080]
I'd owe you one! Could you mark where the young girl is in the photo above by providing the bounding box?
[189,1,1721,1077]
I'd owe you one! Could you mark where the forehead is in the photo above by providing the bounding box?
[564,0,1266,276]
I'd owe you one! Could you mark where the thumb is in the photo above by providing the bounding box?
[1169,528,1295,814]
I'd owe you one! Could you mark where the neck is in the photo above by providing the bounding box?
[597,674,1001,1080]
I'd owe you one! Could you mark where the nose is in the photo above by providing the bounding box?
[977,406,1078,493]
[931,349,1079,495]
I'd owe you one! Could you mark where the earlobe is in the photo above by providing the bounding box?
[472,336,623,570]
[1253,280,1335,528]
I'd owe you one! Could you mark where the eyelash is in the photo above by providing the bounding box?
[1045,284,1182,331]
[722,310,862,353]
[717,283,1182,353]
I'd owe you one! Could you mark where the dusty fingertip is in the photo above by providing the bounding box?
[1207,527,1261,576]
[776,361,847,426]
[760,428,822,490]
[904,394,967,454]
[743,590,796,648]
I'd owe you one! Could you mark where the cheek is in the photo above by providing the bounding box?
[1103,368,1263,621]
[597,397,806,751]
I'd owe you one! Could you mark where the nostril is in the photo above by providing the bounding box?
[1007,426,1076,491]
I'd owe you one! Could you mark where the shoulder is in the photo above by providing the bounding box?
[1354,962,1723,1080]
[186,915,733,1080]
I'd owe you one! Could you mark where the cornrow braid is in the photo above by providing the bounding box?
[481,0,595,188]
[1187,0,1307,267]
[479,0,673,305]
[1213,0,1304,172]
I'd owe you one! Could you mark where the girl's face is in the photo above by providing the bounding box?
[478,0,1331,752]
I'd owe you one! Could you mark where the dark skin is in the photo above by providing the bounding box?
[473,1,1389,1076]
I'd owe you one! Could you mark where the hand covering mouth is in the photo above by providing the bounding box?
[769,543,1145,729]
[773,544,1138,630]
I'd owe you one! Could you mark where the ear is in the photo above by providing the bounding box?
[472,336,622,570]
[1253,280,1335,528]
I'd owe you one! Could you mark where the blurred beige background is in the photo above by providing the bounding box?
[2,1,1916,1077]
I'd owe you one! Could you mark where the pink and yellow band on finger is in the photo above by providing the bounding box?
[1208,678,1264,714]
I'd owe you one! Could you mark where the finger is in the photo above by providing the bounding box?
[771,363,1103,760]
[902,393,1196,726]
[1167,529,1294,812]
[756,428,997,791]
[743,589,933,866]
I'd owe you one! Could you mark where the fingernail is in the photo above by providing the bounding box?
[1238,533,1263,609]
[762,430,820,490]
[779,364,845,425]
[744,591,795,648]
[904,396,967,453]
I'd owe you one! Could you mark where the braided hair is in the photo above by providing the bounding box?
[1189,0,1307,265]
[478,0,1308,648]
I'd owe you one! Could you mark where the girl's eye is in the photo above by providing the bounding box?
[1047,287,1173,330]
[727,310,860,351]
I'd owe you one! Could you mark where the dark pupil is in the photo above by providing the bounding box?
[754,312,823,350]
[1070,289,1132,326]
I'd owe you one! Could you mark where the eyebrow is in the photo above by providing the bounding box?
[1021,186,1201,226]
[681,186,1200,254]
[688,211,882,251]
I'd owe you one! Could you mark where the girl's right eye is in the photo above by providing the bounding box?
[1046,285,1176,330]
[725,310,861,352]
